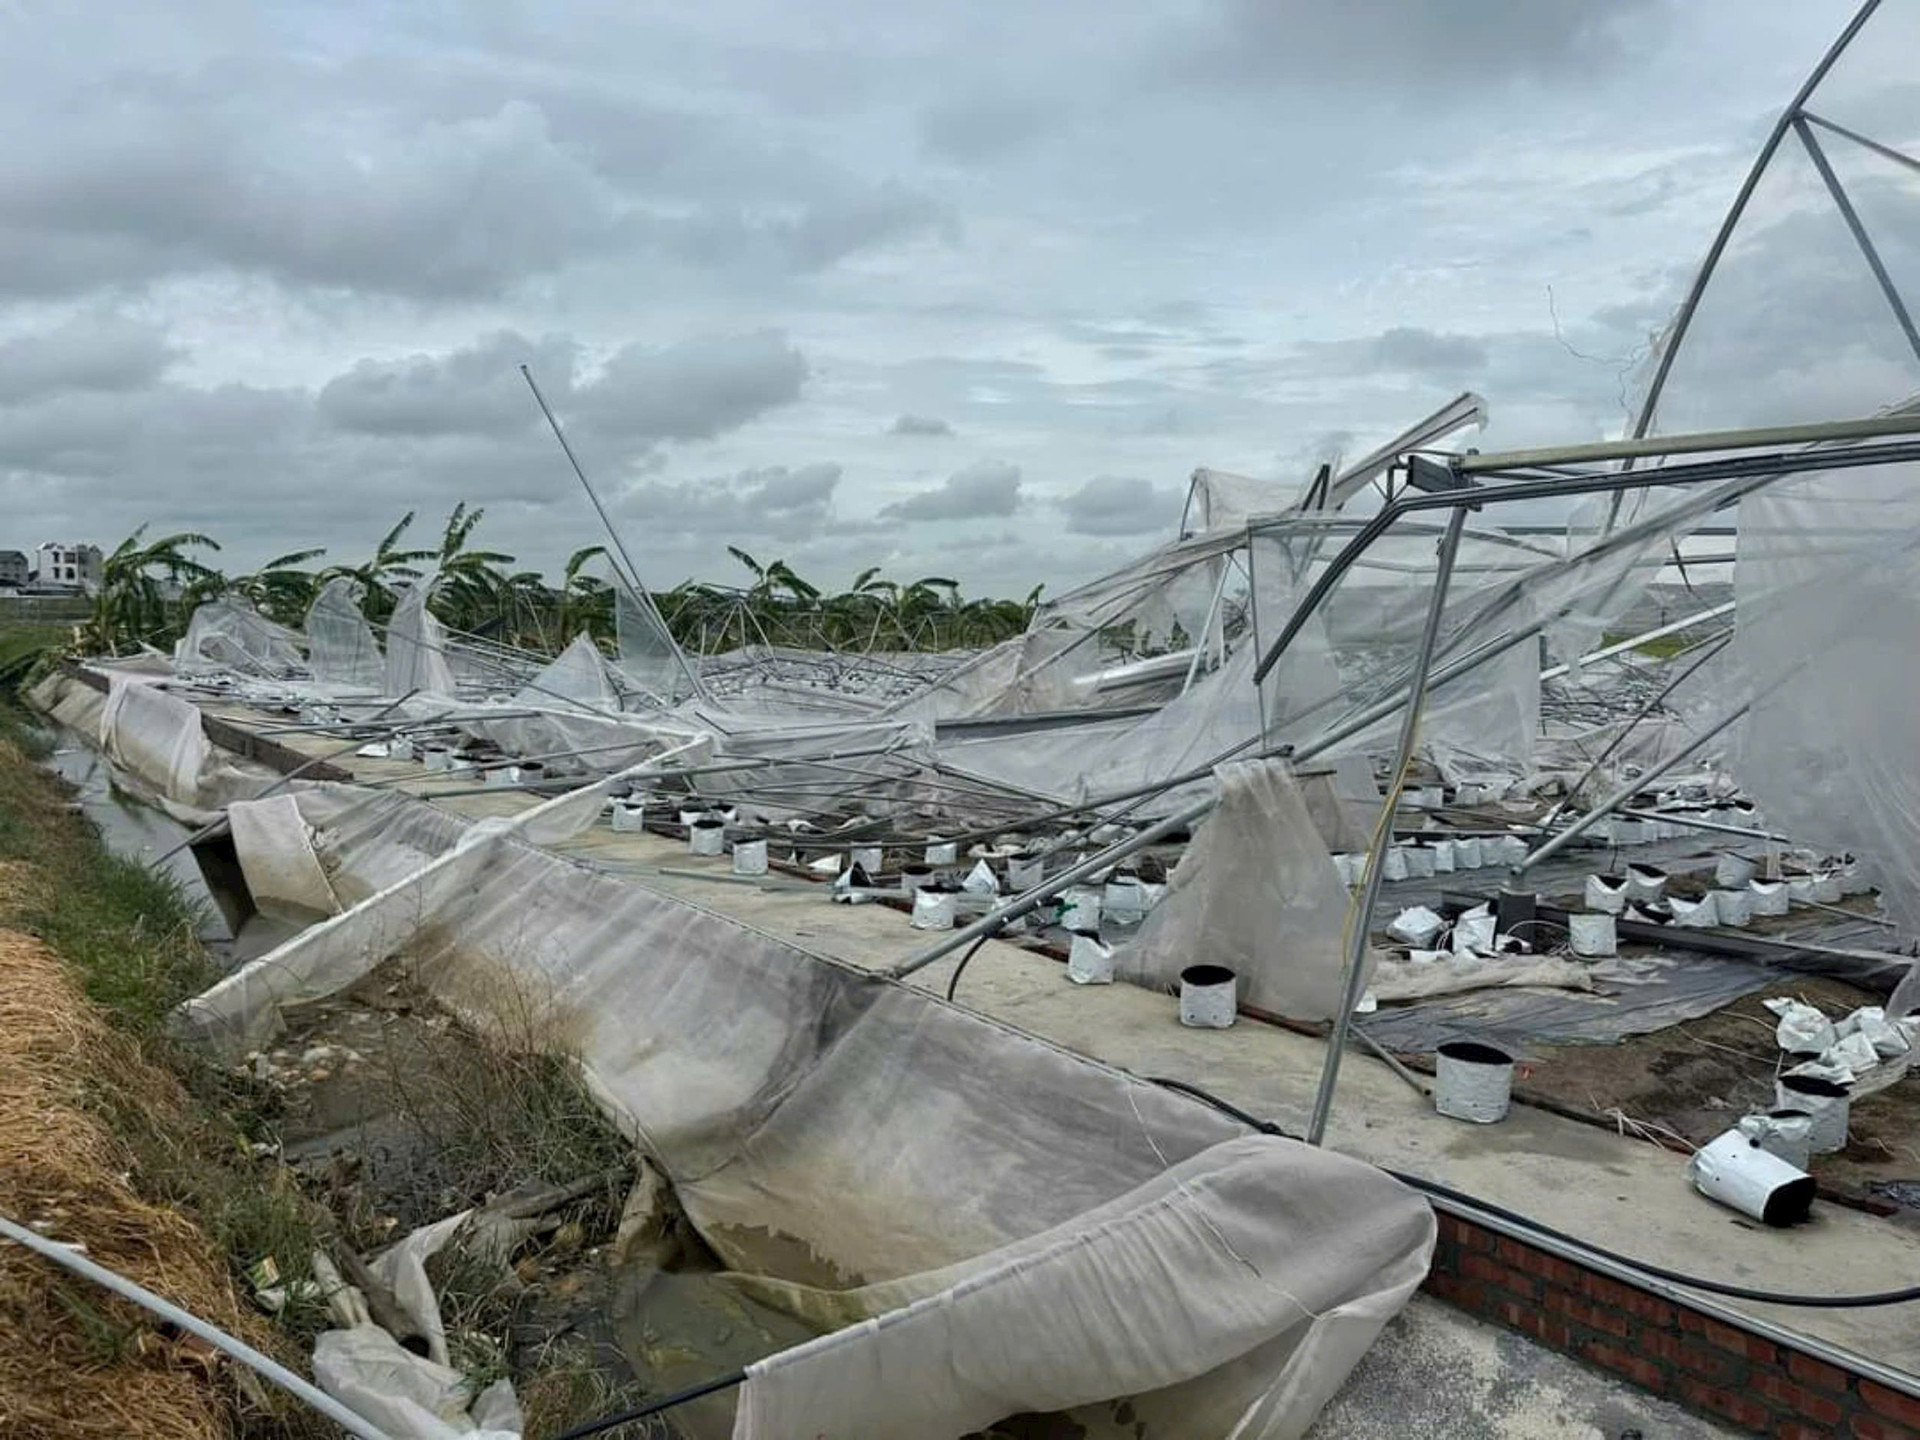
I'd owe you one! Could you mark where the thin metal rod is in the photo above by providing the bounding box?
[1630,0,1885,440]
[1182,560,1233,695]
[1804,110,1920,180]
[1538,603,1735,681]
[1540,635,1734,825]
[891,796,1214,980]
[519,363,706,702]
[1463,409,1920,475]
[0,1214,391,1440]
[1794,115,1920,364]
[1254,434,1920,685]
[1515,703,1752,876]
[1617,807,1789,844]
[1307,508,1468,1146]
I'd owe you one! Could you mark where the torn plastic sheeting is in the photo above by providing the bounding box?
[306,576,386,691]
[1116,759,1358,1022]
[188,782,1433,1437]
[179,745,709,1050]
[227,793,342,923]
[99,672,213,807]
[385,583,457,700]
[732,1136,1434,1440]
[174,598,306,679]
[1367,955,1595,1005]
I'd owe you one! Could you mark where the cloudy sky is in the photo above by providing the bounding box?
[2,0,1917,597]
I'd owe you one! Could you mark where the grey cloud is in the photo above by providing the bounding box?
[0,94,621,300]
[1295,326,1490,381]
[573,331,809,442]
[1367,327,1489,377]
[1167,0,1661,90]
[919,93,1061,164]
[619,462,843,541]
[319,328,806,446]
[318,332,577,438]
[889,413,953,436]
[644,181,954,275]
[880,460,1022,520]
[0,314,177,402]
[1057,476,1182,536]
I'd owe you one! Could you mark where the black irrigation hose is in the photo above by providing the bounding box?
[1143,1075,1920,1310]
[547,1367,748,1439]
[945,931,996,1003]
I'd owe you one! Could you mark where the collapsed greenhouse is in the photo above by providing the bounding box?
[22,2,1920,1436]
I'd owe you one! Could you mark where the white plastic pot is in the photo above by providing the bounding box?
[1712,889,1753,928]
[1624,864,1668,903]
[1569,912,1617,958]
[1812,873,1843,905]
[1381,847,1410,882]
[1178,964,1237,1029]
[1066,931,1114,985]
[1740,1109,1815,1171]
[900,864,935,895]
[1750,879,1789,917]
[1434,1041,1514,1124]
[1404,846,1437,880]
[388,735,416,762]
[1006,854,1046,890]
[422,745,454,772]
[1841,860,1872,897]
[1059,886,1102,932]
[1584,874,1628,914]
[732,839,769,876]
[924,839,958,866]
[1669,893,1718,929]
[1103,877,1148,925]
[1776,1074,1851,1155]
[1430,840,1456,874]
[1453,838,1484,870]
[1715,853,1759,888]
[1787,875,1817,907]
[678,807,709,827]
[1688,1128,1815,1227]
[851,845,884,877]
[610,801,648,833]
[689,820,726,856]
[910,886,958,930]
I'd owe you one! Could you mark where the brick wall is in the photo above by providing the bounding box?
[1426,1207,1920,1438]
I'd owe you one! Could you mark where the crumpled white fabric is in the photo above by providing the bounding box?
[1118,760,1357,1020]
[732,1136,1434,1440]
[313,1211,524,1439]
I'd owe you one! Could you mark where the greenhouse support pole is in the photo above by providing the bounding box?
[1307,506,1467,1147]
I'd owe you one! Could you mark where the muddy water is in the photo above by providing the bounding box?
[39,720,297,964]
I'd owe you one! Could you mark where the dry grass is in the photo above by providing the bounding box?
[0,719,332,1440]
[0,929,269,1440]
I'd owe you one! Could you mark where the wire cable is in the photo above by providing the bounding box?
[945,931,996,1003]
[1142,1076,1920,1310]
[548,1367,748,1439]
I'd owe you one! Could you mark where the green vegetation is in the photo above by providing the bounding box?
[0,704,334,1435]
[76,507,1045,659]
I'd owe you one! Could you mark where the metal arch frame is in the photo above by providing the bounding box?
[1630,0,1890,442]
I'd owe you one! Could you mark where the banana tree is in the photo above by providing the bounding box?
[230,548,327,627]
[84,528,223,654]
